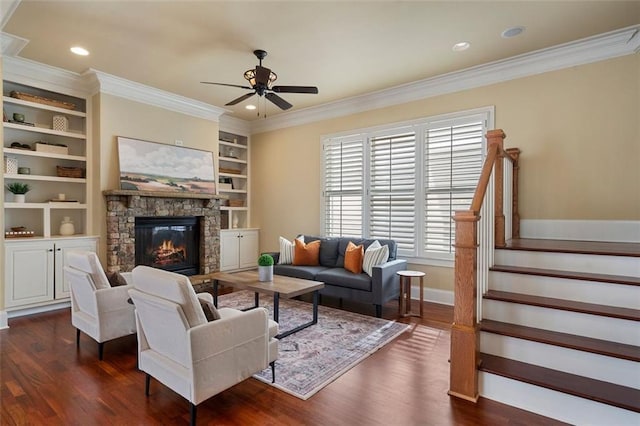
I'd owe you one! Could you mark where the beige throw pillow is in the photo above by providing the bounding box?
[363,240,390,276]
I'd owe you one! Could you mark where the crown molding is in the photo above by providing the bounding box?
[250,25,640,135]
[87,69,227,122]
[0,0,21,28]
[2,56,92,98]
[0,31,27,56]
[219,115,251,136]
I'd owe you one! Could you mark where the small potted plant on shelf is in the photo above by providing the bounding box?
[6,182,31,203]
[257,254,274,282]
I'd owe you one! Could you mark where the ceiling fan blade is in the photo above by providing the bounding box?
[255,65,272,86]
[265,92,293,110]
[272,85,319,94]
[225,92,256,106]
[201,82,253,90]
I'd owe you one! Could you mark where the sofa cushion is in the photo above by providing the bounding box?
[362,240,390,277]
[344,241,364,274]
[278,235,304,265]
[274,264,329,281]
[337,238,397,266]
[293,239,320,266]
[315,268,372,292]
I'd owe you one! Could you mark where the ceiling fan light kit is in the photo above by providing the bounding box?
[202,49,318,111]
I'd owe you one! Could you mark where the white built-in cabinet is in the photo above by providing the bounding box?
[218,127,259,271]
[4,237,97,309]
[3,79,98,313]
[219,229,259,271]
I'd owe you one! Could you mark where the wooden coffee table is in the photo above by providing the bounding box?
[210,270,324,339]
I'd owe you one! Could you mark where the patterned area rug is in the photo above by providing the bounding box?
[217,290,409,400]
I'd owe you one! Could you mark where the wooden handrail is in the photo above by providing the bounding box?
[449,129,520,402]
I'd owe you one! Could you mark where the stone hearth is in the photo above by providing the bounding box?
[103,190,224,274]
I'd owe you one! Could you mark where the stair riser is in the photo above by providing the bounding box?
[489,271,640,309]
[480,332,640,389]
[494,250,640,277]
[482,299,640,346]
[480,372,640,425]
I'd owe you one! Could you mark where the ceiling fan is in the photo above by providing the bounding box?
[201,49,318,111]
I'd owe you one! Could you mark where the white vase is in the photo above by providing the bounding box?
[13,194,25,203]
[258,265,273,282]
[60,216,75,236]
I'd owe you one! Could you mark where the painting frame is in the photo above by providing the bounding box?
[117,136,216,194]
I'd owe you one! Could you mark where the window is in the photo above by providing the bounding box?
[321,107,492,263]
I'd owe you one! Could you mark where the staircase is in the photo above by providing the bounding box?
[478,238,640,425]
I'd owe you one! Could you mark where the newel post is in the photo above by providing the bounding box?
[448,210,480,402]
[487,129,506,248]
[506,148,521,238]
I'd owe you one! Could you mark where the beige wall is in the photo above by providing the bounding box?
[250,54,640,293]
[93,93,219,259]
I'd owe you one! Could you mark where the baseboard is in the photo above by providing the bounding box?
[520,220,640,243]
[412,287,454,306]
[0,310,8,329]
[6,301,70,320]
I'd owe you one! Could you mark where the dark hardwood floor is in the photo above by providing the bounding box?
[0,296,565,425]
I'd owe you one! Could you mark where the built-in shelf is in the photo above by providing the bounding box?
[5,202,87,209]
[219,156,247,164]
[3,147,86,161]
[4,122,86,139]
[3,96,87,117]
[219,140,247,150]
[4,173,86,183]
[219,172,247,179]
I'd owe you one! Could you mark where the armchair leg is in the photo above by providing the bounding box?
[190,403,197,426]
[98,342,104,360]
[375,304,382,318]
[76,329,80,347]
[145,374,151,396]
[270,361,276,383]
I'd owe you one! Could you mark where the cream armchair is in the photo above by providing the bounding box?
[64,251,136,360]
[128,266,278,426]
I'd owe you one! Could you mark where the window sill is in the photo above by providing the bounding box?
[400,256,454,268]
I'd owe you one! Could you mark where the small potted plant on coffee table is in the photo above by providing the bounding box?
[6,182,31,203]
[257,254,274,282]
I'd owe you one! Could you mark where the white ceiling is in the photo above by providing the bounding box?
[2,1,639,121]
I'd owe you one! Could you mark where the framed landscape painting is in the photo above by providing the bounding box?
[117,137,216,194]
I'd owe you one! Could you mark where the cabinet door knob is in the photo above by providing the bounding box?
[48,249,54,252]
[56,248,61,251]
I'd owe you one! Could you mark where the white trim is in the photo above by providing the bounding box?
[0,31,28,56]
[220,114,251,136]
[3,56,91,98]
[5,301,71,319]
[520,220,640,243]
[0,311,8,329]
[87,69,228,122]
[250,25,640,134]
[0,0,21,28]
[411,287,454,306]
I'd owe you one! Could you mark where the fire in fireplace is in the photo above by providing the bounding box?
[135,216,200,275]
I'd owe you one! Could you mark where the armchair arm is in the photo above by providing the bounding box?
[371,259,407,304]
[187,307,272,404]
[95,285,135,313]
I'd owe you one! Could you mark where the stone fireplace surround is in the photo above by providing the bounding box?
[103,190,224,275]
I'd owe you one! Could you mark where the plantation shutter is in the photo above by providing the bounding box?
[424,120,485,253]
[369,130,416,254]
[323,136,364,237]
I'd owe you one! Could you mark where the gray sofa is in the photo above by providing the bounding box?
[267,235,407,317]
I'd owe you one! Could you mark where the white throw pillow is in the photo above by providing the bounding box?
[278,235,304,264]
[362,240,390,277]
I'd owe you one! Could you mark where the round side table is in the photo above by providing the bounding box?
[397,270,425,318]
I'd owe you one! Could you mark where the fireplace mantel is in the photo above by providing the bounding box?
[103,190,227,207]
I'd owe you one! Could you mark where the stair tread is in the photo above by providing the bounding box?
[485,290,640,321]
[503,238,640,257]
[490,265,640,286]
[479,353,640,413]
[481,319,640,361]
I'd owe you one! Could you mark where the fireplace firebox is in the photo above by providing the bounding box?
[135,216,200,275]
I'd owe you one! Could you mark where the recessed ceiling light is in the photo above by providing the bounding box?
[70,46,89,56]
[501,26,525,39]
[245,105,256,110]
[452,41,470,52]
